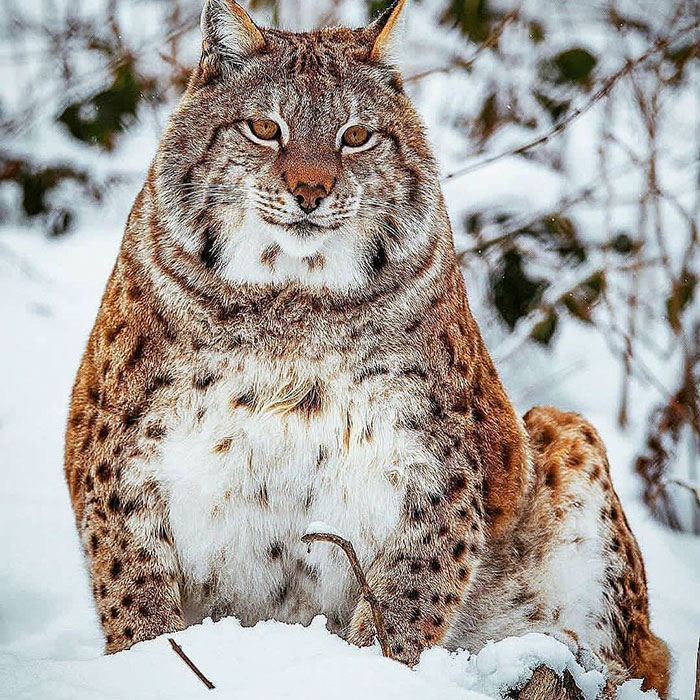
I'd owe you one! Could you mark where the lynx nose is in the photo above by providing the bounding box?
[291,182,328,214]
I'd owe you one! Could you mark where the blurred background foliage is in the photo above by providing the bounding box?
[0,0,697,531]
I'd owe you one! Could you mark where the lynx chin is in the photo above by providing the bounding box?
[64,0,669,696]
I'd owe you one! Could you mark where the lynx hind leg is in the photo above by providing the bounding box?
[523,406,670,698]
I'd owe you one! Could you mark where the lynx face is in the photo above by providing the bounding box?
[152,1,441,293]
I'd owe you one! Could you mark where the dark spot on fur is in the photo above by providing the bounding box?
[135,575,146,587]
[110,559,122,579]
[110,606,119,619]
[146,421,166,440]
[97,424,110,442]
[446,472,468,500]
[257,483,269,508]
[430,592,439,604]
[123,627,134,640]
[268,541,284,560]
[296,381,324,417]
[157,523,171,543]
[445,593,458,605]
[458,567,468,581]
[392,643,404,655]
[90,534,99,554]
[123,407,142,429]
[369,236,387,273]
[95,462,112,482]
[406,589,420,601]
[194,373,216,391]
[123,499,139,517]
[432,615,444,627]
[410,561,422,574]
[146,374,174,396]
[429,558,441,573]
[105,321,126,344]
[138,605,150,617]
[409,607,421,622]
[107,493,121,513]
[200,228,221,269]
[535,424,556,448]
[233,390,257,409]
[276,584,289,604]
[126,336,146,370]
[545,466,559,489]
[410,506,425,522]
[122,594,133,608]
[213,438,232,454]
[452,540,467,560]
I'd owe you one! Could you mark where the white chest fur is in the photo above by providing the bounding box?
[150,353,422,629]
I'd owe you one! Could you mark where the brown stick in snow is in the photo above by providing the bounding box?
[168,637,216,690]
[301,532,392,659]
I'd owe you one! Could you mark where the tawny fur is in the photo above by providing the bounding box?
[64,1,669,696]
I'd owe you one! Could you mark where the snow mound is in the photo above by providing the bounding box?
[0,617,662,700]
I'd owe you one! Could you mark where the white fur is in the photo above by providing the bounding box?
[218,210,370,291]
[142,352,434,627]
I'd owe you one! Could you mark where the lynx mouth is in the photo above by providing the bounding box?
[269,222,331,259]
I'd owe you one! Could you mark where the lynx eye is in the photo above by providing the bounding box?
[249,119,280,141]
[342,125,371,149]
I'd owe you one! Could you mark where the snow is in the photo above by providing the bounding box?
[304,521,346,538]
[0,614,660,700]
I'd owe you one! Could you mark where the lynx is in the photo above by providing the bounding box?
[64,1,669,696]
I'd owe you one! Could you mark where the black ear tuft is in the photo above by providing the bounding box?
[200,0,265,66]
[367,0,408,63]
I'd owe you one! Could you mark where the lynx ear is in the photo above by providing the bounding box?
[368,0,408,63]
[200,0,265,63]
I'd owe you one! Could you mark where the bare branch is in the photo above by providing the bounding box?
[441,21,699,182]
[405,6,521,84]
[168,638,215,690]
[301,532,392,659]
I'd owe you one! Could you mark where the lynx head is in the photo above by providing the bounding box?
[153,0,446,295]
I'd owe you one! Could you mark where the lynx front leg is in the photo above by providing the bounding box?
[80,468,184,653]
[348,465,487,666]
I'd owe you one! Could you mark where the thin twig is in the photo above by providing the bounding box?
[301,532,392,659]
[441,20,698,182]
[667,478,700,510]
[405,6,520,84]
[168,637,215,690]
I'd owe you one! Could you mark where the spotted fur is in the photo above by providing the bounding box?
[64,1,668,695]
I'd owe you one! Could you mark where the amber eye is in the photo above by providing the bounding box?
[342,125,371,149]
[249,119,280,141]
